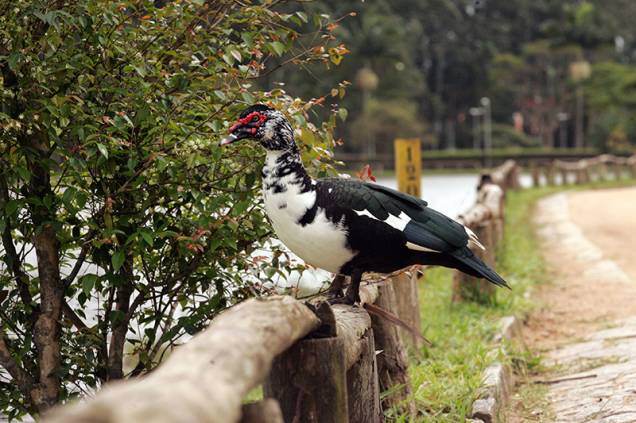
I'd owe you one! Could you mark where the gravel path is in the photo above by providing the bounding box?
[511,187,636,422]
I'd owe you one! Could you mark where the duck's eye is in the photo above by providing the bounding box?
[251,115,260,123]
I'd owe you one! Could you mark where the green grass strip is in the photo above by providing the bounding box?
[399,179,636,422]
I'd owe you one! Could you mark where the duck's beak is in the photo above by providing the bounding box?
[219,133,239,146]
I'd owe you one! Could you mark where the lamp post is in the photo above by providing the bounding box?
[569,61,591,150]
[557,112,569,149]
[356,67,379,158]
[469,107,484,150]
[480,97,492,167]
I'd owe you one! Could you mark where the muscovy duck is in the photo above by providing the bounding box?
[220,104,509,304]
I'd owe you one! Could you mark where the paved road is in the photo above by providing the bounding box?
[512,187,636,422]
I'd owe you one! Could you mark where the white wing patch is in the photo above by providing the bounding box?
[406,242,438,253]
[354,209,439,252]
[464,225,486,250]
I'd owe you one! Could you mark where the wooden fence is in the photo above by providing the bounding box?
[42,161,524,423]
[43,275,424,423]
[530,154,636,187]
[451,160,521,303]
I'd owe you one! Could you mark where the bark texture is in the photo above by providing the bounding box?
[370,281,415,417]
[43,296,320,423]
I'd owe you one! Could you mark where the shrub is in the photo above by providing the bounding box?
[0,0,345,417]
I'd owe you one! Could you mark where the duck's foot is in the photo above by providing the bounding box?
[326,274,346,300]
[326,294,356,306]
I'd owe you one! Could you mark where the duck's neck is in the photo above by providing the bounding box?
[262,144,313,194]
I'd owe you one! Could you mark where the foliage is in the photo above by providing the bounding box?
[585,62,636,151]
[0,0,346,418]
[274,0,636,152]
[348,99,428,154]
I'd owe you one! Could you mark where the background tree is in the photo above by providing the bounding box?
[0,0,346,418]
[277,0,636,153]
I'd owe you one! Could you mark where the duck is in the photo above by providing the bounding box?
[220,104,508,304]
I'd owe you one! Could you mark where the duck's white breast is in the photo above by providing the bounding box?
[263,185,355,274]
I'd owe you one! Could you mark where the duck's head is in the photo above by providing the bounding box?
[220,104,295,151]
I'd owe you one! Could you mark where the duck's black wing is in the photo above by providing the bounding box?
[316,177,509,288]
[316,177,469,252]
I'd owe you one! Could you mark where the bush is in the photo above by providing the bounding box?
[0,0,344,418]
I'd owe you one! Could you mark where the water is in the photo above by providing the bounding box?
[379,172,533,218]
[378,174,480,218]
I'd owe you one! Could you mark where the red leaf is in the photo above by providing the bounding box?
[356,164,376,182]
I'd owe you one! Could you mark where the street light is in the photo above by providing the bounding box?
[469,107,484,150]
[480,97,492,167]
[570,61,591,149]
[557,112,569,149]
[356,67,379,158]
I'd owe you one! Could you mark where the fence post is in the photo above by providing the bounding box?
[615,162,624,180]
[346,330,382,423]
[391,270,423,351]
[264,336,349,423]
[560,167,568,185]
[451,221,496,303]
[240,400,284,423]
[531,164,541,187]
[546,162,556,186]
[371,282,416,417]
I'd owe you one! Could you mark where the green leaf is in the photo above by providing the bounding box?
[5,200,19,216]
[296,12,308,23]
[62,187,76,210]
[80,274,97,296]
[16,166,31,182]
[96,143,108,159]
[230,49,242,62]
[270,41,285,56]
[111,250,125,272]
[338,108,348,122]
[139,230,153,246]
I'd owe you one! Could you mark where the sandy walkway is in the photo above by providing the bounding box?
[509,187,636,422]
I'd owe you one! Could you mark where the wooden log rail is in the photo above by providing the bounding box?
[531,154,636,187]
[43,277,421,423]
[452,160,520,303]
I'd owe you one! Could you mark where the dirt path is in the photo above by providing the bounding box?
[509,187,636,422]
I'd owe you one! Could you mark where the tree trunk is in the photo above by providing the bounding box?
[24,133,63,412]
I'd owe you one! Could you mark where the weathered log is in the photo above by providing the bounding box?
[44,296,321,423]
[392,271,423,350]
[333,304,374,369]
[346,329,382,423]
[458,203,491,227]
[371,282,415,417]
[264,300,378,423]
[240,399,284,423]
[265,336,348,423]
[452,221,496,304]
[490,160,519,191]
[545,162,556,186]
[612,162,622,180]
[531,164,541,187]
[560,167,568,185]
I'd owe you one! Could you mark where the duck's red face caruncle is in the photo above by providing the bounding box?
[220,104,295,151]
[219,107,270,146]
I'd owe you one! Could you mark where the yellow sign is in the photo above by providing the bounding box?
[394,138,421,197]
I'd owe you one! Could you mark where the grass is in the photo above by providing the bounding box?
[397,178,636,421]
[393,187,551,422]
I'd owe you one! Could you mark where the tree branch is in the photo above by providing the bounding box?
[0,174,35,309]
[0,331,35,405]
